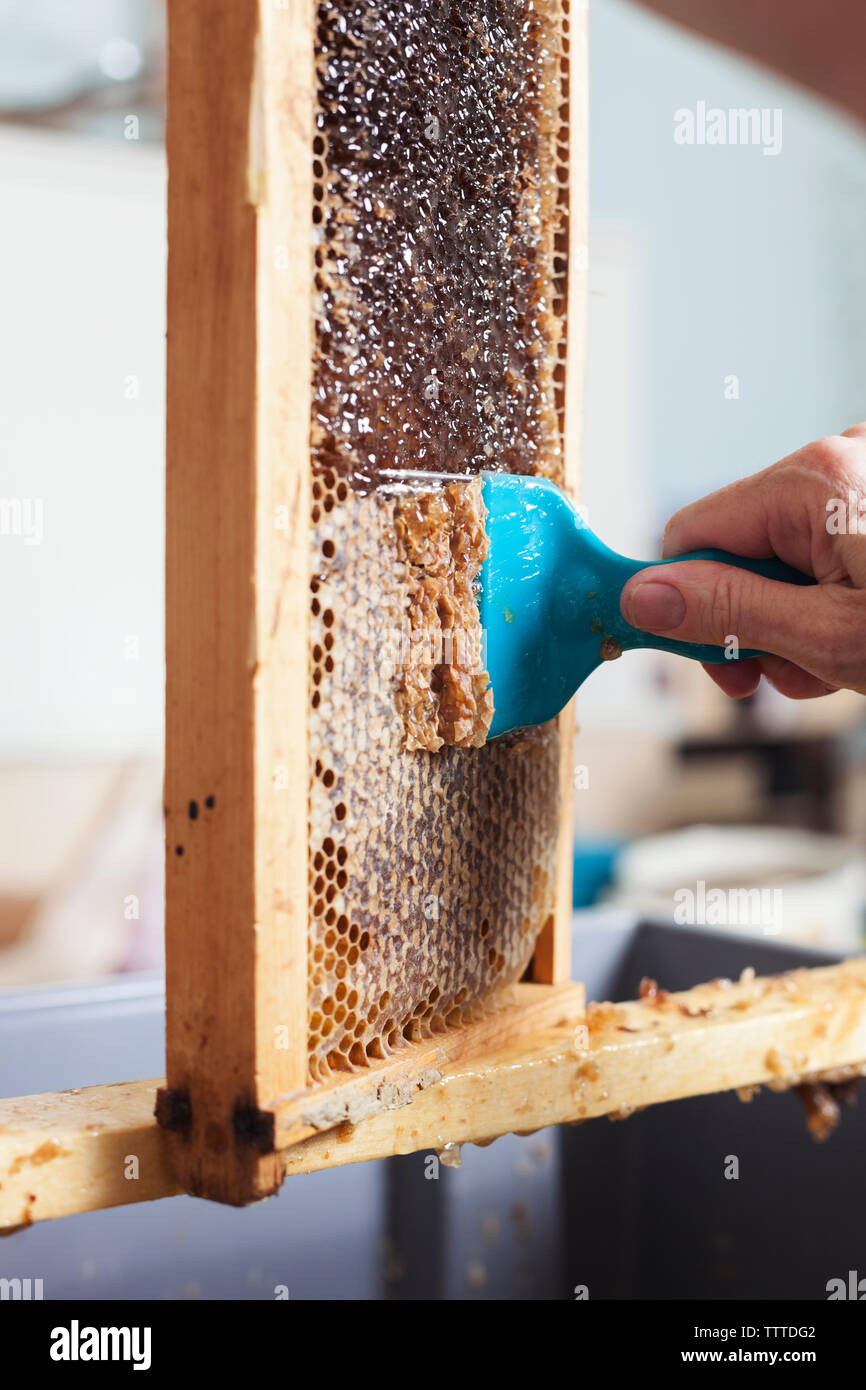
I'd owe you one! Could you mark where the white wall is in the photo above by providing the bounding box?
[590,0,866,521]
[578,0,866,733]
[0,127,165,759]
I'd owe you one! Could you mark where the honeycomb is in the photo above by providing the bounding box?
[307,0,571,1082]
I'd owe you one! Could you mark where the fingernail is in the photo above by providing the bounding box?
[622,580,686,632]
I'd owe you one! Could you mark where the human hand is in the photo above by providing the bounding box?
[620,425,866,699]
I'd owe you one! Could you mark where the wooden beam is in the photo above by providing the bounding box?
[286,957,866,1170]
[0,1081,178,1229]
[5,962,865,1228]
[162,0,312,1202]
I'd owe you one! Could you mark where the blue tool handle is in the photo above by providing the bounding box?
[603,546,815,666]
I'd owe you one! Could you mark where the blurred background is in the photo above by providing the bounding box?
[0,0,864,987]
[577,0,866,948]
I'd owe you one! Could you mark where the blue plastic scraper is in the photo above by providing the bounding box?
[383,470,813,741]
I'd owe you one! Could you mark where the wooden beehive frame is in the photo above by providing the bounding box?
[155,0,587,1205]
[2,0,865,1230]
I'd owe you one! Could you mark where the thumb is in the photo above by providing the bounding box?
[620,560,858,686]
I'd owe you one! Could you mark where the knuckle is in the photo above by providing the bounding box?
[806,434,864,488]
[705,567,743,642]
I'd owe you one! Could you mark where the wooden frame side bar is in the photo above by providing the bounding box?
[161,0,312,1202]
[534,0,588,983]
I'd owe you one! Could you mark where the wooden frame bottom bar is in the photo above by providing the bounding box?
[157,983,586,1159]
[2,960,866,1227]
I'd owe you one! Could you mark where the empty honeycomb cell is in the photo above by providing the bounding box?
[306,0,569,1079]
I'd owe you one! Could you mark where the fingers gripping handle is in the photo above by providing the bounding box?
[607,546,815,667]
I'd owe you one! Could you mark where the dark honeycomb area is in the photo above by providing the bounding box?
[307,0,570,1082]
